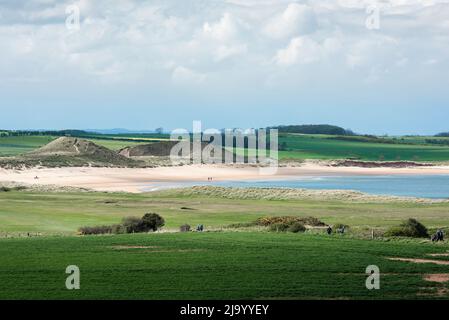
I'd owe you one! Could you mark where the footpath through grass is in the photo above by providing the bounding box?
[0,232,448,300]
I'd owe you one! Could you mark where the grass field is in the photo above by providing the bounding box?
[1,189,449,300]
[278,134,449,162]
[2,189,449,235]
[1,232,449,299]
[0,136,145,156]
[3,133,449,162]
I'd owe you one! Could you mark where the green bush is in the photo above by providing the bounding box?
[180,224,191,232]
[257,216,325,227]
[111,224,126,234]
[78,225,112,235]
[121,216,144,233]
[385,218,429,238]
[333,223,349,231]
[141,213,165,232]
[288,222,306,233]
[269,222,292,232]
[80,213,166,236]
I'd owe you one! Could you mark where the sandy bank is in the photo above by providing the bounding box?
[1,163,449,193]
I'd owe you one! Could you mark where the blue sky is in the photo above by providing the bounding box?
[0,0,448,135]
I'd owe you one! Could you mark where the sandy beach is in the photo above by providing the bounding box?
[1,163,449,193]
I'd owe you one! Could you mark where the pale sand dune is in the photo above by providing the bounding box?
[1,163,449,193]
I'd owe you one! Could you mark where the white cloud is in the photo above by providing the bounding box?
[274,37,325,66]
[202,13,239,42]
[172,66,206,84]
[0,0,448,87]
[264,3,317,39]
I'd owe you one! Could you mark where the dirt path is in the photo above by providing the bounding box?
[388,257,449,265]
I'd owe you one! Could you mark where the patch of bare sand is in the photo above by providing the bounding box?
[110,245,204,253]
[428,252,449,257]
[423,274,449,283]
[418,286,449,297]
[388,257,449,265]
[111,245,160,250]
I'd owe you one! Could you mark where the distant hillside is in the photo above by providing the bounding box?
[271,124,352,135]
[436,132,449,137]
[0,137,141,168]
[120,141,235,161]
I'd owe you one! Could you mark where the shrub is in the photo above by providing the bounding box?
[288,222,306,233]
[121,216,144,233]
[141,213,165,232]
[0,186,11,192]
[269,222,292,232]
[333,223,349,231]
[78,225,112,235]
[385,218,429,238]
[256,216,325,227]
[180,224,191,232]
[111,224,126,234]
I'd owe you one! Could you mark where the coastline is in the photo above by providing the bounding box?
[1,162,449,193]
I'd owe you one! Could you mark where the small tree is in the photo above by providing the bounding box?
[122,216,143,233]
[385,218,429,238]
[141,213,165,232]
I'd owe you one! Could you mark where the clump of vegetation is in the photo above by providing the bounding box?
[269,221,306,233]
[111,224,126,234]
[333,223,349,231]
[385,218,429,238]
[180,224,191,232]
[121,216,144,233]
[0,186,11,192]
[269,222,292,232]
[79,213,165,235]
[78,225,113,235]
[141,213,165,232]
[256,216,325,227]
[226,222,259,229]
[287,222,306,233]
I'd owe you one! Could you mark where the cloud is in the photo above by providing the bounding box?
[264,3,317,39]
[0,0,448,88]
[202,12,239,42]
[274,37,321,66]
[172,66,206,84]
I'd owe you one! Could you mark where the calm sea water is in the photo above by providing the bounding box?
[148,175,449,199]
[215,175,449,199]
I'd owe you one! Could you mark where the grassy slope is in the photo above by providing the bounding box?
[3,133,449,161]
[278,134,449,162]
[1,232,448,300]
[1,190,449,235]
[0,136,143,156]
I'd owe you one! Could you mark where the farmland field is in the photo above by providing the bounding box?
[1,232,449,300]
[3,133,449,162]
[278,134,449,162]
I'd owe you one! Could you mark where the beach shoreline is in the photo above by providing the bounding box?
[1,163,449,193]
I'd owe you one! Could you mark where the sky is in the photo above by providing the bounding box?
[0,0,448,135]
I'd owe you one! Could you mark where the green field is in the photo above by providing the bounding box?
[1,189,449,299]
[278,134,449,162]
[1,189,449,235]
[0,136,144,156]
[3,132,449,162]
[1,232,449,299]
